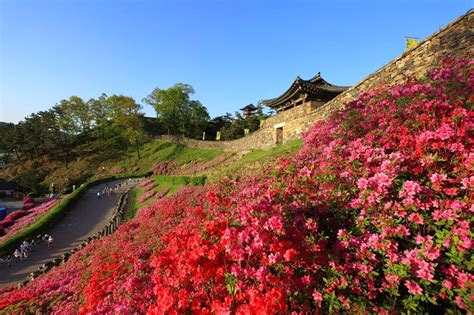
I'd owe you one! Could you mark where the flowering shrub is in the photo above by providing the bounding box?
[152,161,176,175]
[139,179,153,188]
[23,196,35,206]
[176,155,229,175]
[0,200,58,241]
[143,182,157,192]
[147,59,473,313]
[0,60,471,313]
[139,190,156,203]
[0,186,204,313]
[154,187,169,201]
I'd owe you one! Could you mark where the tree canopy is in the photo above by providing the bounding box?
[143,83,210,139]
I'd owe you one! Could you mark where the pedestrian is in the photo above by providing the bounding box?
[97,191,101,199]
[5,255,11,267]
[21,248,28,259]
[35,234,42,246]
[14,249,22,262]
[47,235,54,249]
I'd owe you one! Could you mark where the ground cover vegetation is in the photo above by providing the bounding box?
[0,59,471,313]
[113,141,224,178]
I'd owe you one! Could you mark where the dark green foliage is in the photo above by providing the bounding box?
[143,83,210,139]
[17,161,48,196]
[219,104,270,140]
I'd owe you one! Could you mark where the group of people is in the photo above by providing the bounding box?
[97,185,113,199]
[96,179,142,199]
[0,234,53,267]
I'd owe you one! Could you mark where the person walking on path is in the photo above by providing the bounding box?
[13,249,22,262]
[97,191,101,199]
[47,235,54,249]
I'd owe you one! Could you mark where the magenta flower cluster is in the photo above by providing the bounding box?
[0,200,58,241]
[139,190,156,203]
[152,162,176,175]
[177,155,229,175]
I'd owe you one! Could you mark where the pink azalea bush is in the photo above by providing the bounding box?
[177,155,229,175]
[139,179,153,188]
[152,161,176,175]
[146,59,473,313]
[0,59,472,313]
[143,182,157,192]
[0,187,202,313]
[0,200,58,241]
[139,190,156,203]
[154,187,169,201]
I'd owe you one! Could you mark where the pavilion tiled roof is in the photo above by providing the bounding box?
[261,73,349,110]
[240,104,257,112]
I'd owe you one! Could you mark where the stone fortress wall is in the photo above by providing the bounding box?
[159,10,473,152]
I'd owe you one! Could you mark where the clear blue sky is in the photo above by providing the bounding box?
[0,0,471,123]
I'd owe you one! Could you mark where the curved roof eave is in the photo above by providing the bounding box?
[261,74,349,109]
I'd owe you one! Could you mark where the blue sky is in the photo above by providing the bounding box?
[0,0,471,123]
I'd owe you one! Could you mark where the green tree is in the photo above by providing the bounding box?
[0,123,22,162]
[220,105,270,140]
[87,93,112,147]
[143,83,210,138]
[107,95,144,159]
[205,113,234,140]
[56,96,92,145]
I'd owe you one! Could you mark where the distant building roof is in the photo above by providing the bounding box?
[0,181,17,191]
[240,104,257,112]
[261,73,349,111]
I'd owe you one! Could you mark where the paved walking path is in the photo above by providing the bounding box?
[0,179,136,288]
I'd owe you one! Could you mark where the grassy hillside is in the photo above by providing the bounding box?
[1,133,302,211]
[0,140,226,194]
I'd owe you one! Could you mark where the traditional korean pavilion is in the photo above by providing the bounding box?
[261,73,349,113]
[240,104,257,117]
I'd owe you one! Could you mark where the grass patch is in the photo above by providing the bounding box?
[214,139,303,178]
[123,187,139,221]
[116,141,224,175]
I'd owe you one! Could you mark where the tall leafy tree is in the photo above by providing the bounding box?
[143,83,210,138]
[205,113,234,140]
[107,95,144,159]
[220,105,270,140]
[52,104,78,169]
[88,93,112,147]
[57,96,92,137]
[0,123,22,162]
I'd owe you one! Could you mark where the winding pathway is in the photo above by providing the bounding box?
[0,179,135,288]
